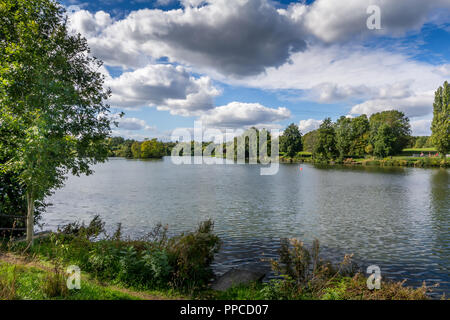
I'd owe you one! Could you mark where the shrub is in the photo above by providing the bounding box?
[58,215,105,240]
[265,239,358,299]
[362,160,380,166]
[414,158,442,167]
[263,238,432,300]
[260,277,301,300]
[42,265,69,298]
[168,220,221,290]
[142,248,172,286]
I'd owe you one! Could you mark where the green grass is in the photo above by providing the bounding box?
[402,148,437,152]
[0,261,139,300]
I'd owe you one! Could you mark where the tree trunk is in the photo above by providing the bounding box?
[26,191,34,246]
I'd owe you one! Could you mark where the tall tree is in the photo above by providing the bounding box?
[280,123,303,157]
[302,130,318,153]
[314,118,338,160]
[349,114,370,157]
[141,139,165,159]
[0,0,112,244]
[431,81,450,158]
[131,141,142,158]
[373,123,396,158]
[369,110,411,157]
[335,116,352,160]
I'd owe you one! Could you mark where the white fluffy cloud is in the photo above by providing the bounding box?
[283,0,450,43]
[233,44,447,118]
[69,0,306,76]
[199,102,291,128]
[68,0,450,76]
[117,117,154,131]
[349,91,434,118]
[107,64,221,116]
[69,10,112,36]
[299,119,322,133]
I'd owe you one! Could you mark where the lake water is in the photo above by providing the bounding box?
[42,157,450,296]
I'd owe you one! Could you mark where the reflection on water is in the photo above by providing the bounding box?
[43,158,450,297]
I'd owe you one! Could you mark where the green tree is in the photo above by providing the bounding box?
[373,123,396,158]
[131,141,142,158]
[369,110,411,157]
[116,140,134,158]
[0,0,112,244]
[280,123,303,157]
[141,139,165,158]
[335,116,352,160]
[349,115,370,157]
[414,136,429,149]
[314,118,338,160]
[431,81,450,158]
[302,130,318,153]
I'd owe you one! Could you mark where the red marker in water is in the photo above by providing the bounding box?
[299,167,303,171]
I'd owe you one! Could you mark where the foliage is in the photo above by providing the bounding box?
[259,238,431,300]
[431,81,450,158]
[42,264,69,298]
[261,238,356,299]
[0,0,113,242]
[349,115,370,157]
[314,118,338,160]
[8,217,220,293]
[280,123,303,158]
[302,130,318,153]
[413,136,433,149]
[58,214,105,240]
[131,141,142,158]
[107,137,134,158]
[319,275,430,300]
[140,139,165,159]
[335,116,353,160]
[373,123,397,158]
[0,171,45,237]
[369,110,411,157]
[167,220,221,290]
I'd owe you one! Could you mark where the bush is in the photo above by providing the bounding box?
[58,215,105,240]
[168,220,221,290]
[42,265,69,298]
[262,238,432,300]
[22,217,220,292]
[362,159,380,166]
[265,238,357,299]
[414,157,443,167]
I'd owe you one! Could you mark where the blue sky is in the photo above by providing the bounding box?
[62,0,450,140]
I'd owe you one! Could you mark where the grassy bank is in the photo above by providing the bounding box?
[280,149,449,168]
[0,218,439,300]
[0,258,139,300]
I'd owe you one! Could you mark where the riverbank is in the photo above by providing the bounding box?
[280,152,449,168]
[0,217,439,300]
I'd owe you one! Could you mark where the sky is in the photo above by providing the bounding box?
[61,0,450,140]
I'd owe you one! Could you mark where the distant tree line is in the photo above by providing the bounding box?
[107,137,176,159]
[282,106,447,161]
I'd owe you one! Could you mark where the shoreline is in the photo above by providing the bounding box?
[280,156,449,168]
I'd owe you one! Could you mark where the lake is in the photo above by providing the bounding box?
[42,157,450,296]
